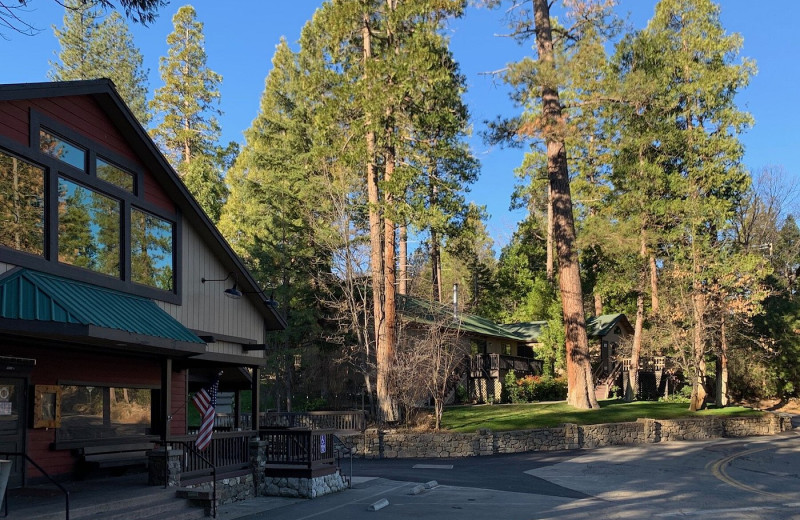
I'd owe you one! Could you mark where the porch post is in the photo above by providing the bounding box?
[251,367,260,432]
[161,358,172,441]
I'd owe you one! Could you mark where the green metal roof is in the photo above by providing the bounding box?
[502,321,548,342]
[504,313,629,343]
[586,313,628,337]
[397,295,526,342]
[0,269,204,345]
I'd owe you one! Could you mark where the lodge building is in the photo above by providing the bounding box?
[0,80,285,489]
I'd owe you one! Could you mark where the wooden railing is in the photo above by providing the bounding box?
[498,355,543,375]
[260,429,336,469]
[470,353,499,377]
[260,411,366,432]
[168,430,256,478]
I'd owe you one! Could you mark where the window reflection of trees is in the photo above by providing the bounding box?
[57,178,120,277]
[40,130,85,171]
[131,208,174,291]
[96,158,134,192]
[0,151,45,255]
[58,384,153,441]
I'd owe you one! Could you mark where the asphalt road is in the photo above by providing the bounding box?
[232,429,800,520]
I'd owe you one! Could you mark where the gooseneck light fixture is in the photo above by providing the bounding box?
[201,272,242,299]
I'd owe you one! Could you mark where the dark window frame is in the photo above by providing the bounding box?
[0,111,181,304]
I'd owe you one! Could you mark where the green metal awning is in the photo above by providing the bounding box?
[0,268,205,354]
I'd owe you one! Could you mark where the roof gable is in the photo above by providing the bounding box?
[0,80,285,330]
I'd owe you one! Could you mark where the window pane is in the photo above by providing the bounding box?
[58,385,152,441]
[131,208,174,291]
[40,129,86,171]
[58,178,120,277]
[0,150,45,255]
[97,158,134,192]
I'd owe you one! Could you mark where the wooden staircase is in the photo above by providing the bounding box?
[594,361,622,401]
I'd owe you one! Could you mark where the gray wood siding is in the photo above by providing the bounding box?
[156,217,266,351]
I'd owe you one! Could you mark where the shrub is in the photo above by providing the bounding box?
[503,370,521,403]
[516,375,567,402]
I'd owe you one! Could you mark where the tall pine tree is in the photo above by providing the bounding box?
[150,4,231,222]
[49,0,150,125]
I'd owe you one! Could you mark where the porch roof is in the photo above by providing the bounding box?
[0,268,206,354]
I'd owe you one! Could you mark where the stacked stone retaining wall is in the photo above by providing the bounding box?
[348,412,793,459]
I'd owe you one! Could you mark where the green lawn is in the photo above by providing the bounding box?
[440,399,762,432]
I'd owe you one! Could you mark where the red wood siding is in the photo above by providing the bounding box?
[170,370,187,436]
[143,169,176,213]
[0,96,175,213]
[0,100,30,146]
[3,343,162,478]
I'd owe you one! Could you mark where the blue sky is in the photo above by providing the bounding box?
[3,1,798,253]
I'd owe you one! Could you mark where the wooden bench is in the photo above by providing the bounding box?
[76,442,154,477]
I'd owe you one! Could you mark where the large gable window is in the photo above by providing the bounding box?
[58,178,120,277]
[131,208,174,291]
[0,111,180,302]
[0,150,45,256]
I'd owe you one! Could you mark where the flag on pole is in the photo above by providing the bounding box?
[192,373,221,451]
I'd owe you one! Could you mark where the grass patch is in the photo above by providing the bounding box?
[440,399,762,432]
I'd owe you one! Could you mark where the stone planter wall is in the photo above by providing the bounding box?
[264,473,349,499]
[348,412,793,459]
[147,438,348,505]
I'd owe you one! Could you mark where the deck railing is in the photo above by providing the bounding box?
[168,430,256,477]
[260,411,366,432]
[259,428,337,469]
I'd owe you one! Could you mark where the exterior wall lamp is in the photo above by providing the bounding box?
[201,272,242,299]
[201,272,279,308]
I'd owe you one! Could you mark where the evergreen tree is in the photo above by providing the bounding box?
[49,0,150,124]
[150,4,230,222]
[489,0,622,409]
[640,0,756,411]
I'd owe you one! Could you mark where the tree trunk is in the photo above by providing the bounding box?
[689,289,707,411]
[649,254,659,314]
[362,14,389,423]
[533,0,597,409]
[593,293,603,317]
[398,223,407,295]
[546,185,554,283]
[627,228,648,401]
[715,315,729,407]
[431,228,442,302]
[381,139,397,423]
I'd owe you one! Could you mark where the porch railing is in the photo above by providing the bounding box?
[260,411,365,432]
[470,353,499,378]
[0,451,70,520]
[168,430,256,478]
[498,355,543,375]
[260,428,336,469]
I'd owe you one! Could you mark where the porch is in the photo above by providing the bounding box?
[468,353,544,402]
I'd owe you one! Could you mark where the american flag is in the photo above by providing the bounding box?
[192,373,221,451]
